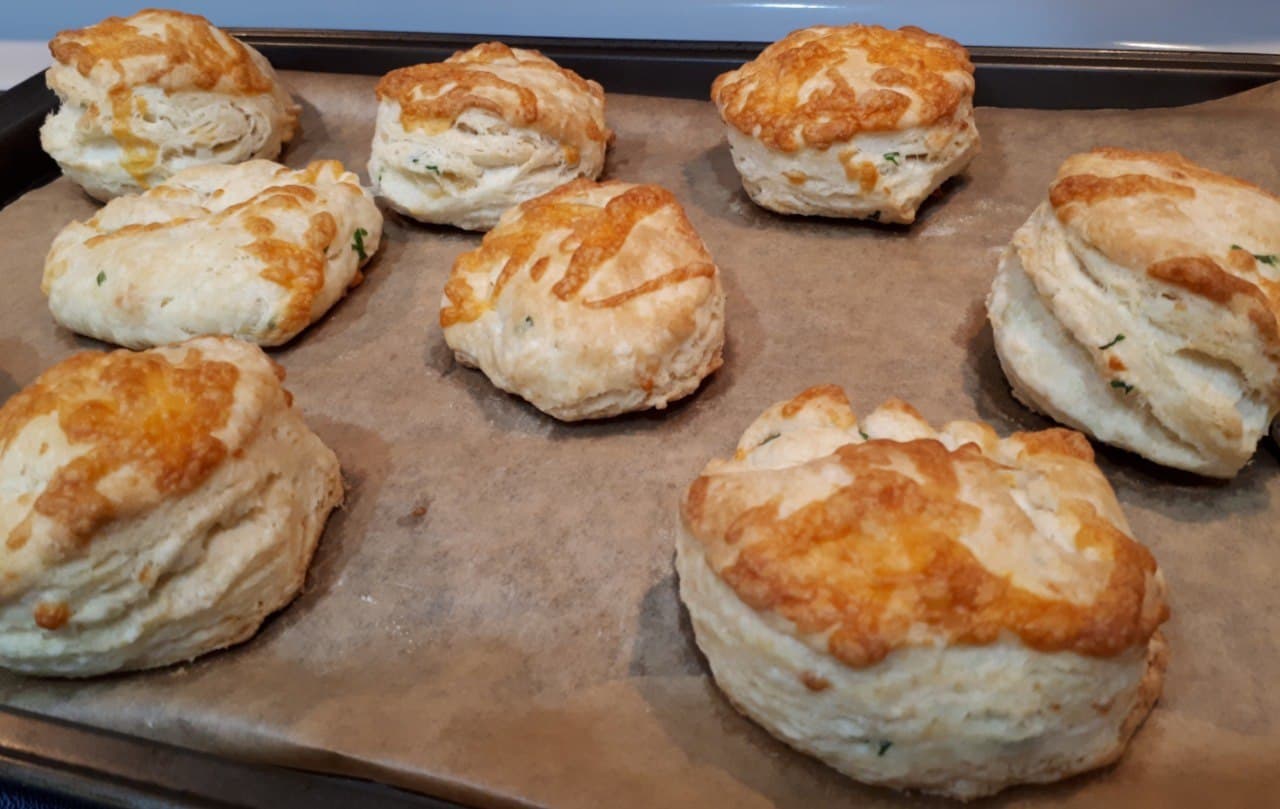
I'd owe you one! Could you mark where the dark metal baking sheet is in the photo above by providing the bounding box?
[1,28,1279,809]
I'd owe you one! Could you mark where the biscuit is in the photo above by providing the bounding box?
[987,147,1280,478]
[0,337,342,677]
[43,159,383,349]
[711,24,979,223]
[441,179,725,420]
[677,385,1169,799]
[370,42,611,231]
[40,9,300,201]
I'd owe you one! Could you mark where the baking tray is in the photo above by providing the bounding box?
[2,29,1280,809]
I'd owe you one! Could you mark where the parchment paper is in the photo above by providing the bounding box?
[1,71,1279,809]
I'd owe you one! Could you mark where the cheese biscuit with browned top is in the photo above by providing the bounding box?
[370,43,611,231]
[0,337,342,677]
[43,159,383,349]
[988,148,1280,477]
[677,385,1168,799]
[40,9,299,201]
[712,24,979,223]
[441,179,725,420]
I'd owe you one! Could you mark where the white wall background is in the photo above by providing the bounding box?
[4,1,1279,88]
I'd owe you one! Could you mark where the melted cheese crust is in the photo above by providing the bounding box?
[712,24,974,152]
[50,9,276,95]
[1048,147,1280,347]
[376,43,609,161]
[681,385,1168,668]
[441,179,717,327]
[0,339,251,556]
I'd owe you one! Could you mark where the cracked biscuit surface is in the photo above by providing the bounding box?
[441,179,725,420]
[43,159,383,349]
[0,337,342,677]
[677,385,1168,799]
[711,24,979,223]
[40,9,299,201]
[370,42,611,231]
[988,147,1280,478]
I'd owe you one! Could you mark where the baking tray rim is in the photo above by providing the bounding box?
[1,28,1279,809]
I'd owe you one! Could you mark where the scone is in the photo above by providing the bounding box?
[677,385,1169,800]
[987,147,1280,478]
[711,24,979,224]
[369,42,611,231]
[43,159,383,349]
[0,337,342,677]
[40,9,300,201]
[441,179,725,420]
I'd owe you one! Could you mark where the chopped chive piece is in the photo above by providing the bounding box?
[425,164,440,174]
[877,740,893,756]
[95,271,106,286]
[1110,379,1134,394]
[1099,334,1125,350]
[524,315,534,327]
[1231,244,1277,266]
[859,430,870,440]
[883,152,901,165]
[760,433,781,446]
[352,227,369,261]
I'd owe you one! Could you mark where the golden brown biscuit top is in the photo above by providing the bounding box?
[48,9,276,96]
[375,42,609,151]
[681,385,1168,669]
[441,179,717,328]
[1049,147,1280,346]
[0,339,268,558]
[43,160,366,340]
[711,24,974,152]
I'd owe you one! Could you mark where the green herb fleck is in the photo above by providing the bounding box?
[352,227,369,262]
[425,164,441,175]
[883,152,901,165]
[877,740,893,756]
[759,433,781,446]
[859,430,870,440]
[1099,334,1125,350]
[95,270,106,286]
[1110,379,1134,395]
[868,211,881,222]
[524,315,534,328]
[1231,244,1278,266]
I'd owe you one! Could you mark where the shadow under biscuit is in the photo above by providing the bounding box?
[962,306,1056,435]
[627,571,951,808]
[630,561,1161,808]
[963,301,1277,521]
[276,93,330,168]
[268,417,392,625]
[679,143,748,225]
[0,337,51,402]
[276,226,410,357]
[1098,442,1275,524]
[628,569,705,680]
[908,173,972,227]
